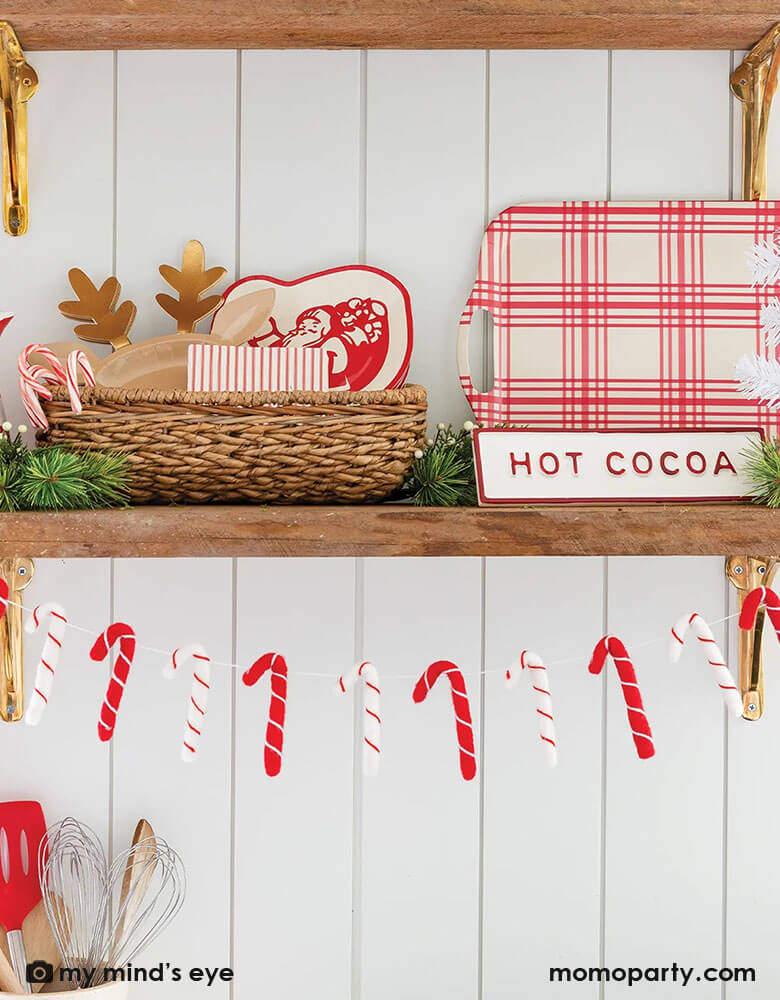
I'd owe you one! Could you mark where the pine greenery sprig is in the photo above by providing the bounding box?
[78,450,133,508]
[19,448,94,510]
[0,423,131,511]
[401,422,478,507]
[741,435,780,507]
[0,463,22,512]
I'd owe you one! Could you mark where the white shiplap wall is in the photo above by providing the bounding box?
[0,48,774,1000]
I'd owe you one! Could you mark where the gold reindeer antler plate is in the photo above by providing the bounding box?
[42,239,276,390]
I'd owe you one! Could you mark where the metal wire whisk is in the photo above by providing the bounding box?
[39,818,108,983]
[39,818,186,988]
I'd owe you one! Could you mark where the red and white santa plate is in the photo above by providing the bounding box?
[210,265,413,391]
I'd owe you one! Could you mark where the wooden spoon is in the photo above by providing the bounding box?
[0,900,65,994]
[110,819,156,963]
[0,944,24,994]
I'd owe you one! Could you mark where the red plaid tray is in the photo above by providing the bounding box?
[457,201,780,433]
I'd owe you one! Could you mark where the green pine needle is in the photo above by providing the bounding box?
[0,428,131,512]
[742,435,780,507]
[402,423,478,507]
[19,448,94,510]
[78,450,131,507]
[0,463,22,512]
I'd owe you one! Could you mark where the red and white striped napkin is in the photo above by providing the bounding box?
[188,344,329,393]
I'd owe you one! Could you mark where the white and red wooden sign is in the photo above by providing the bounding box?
[458,201,780,435]
[473,428,761,504]
[211,266,413,391]
[188,344,328,393]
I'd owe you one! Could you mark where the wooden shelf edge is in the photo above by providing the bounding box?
[9,5,779,50]
[0,504,778,558]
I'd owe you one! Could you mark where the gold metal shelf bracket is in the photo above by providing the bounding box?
[0,557,34,721]
[0,22,36,236]
[726,24,780,720]
[726,557,776,721]
[731,22,780,202]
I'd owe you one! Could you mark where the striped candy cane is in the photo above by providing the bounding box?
[589,636,655,760]
[413,660,477,781]
[65,350,96,414]
[242,653,288,777]
[669,612,741,717]
[90,623,136,743]
[336,662,381,776]
[24,603,67,726]
[165,644,211,762]
[505,650,557,766]
[18,349,59,429]
[18,345,94,428]
[739,586,780,636]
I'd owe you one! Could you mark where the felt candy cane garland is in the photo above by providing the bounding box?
[506,650,557,766]
[413,660,477,781]
[669,613,741,717]
[24,603,67,726]
[337,661,381,776]
[90,623,136,743]
[589,636,655,760]
[166,644,211,761]
[739,586,780,635]
[242,653,288,777]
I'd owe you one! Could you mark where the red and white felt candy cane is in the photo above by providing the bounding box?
[165,644,211,762]
[669,612,741,717]
[336,661,381,776]
[589,636,655,760]
[413,660,477,781]
[65,350,96,414]
[24,603,67,726]
[505,650,557,766]
[90,623,136,743]
[739,586,780,637]
[242,653,287,777]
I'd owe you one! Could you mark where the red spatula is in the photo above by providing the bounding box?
[0,802,47,993]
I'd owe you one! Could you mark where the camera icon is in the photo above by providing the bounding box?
[26,961,54,985]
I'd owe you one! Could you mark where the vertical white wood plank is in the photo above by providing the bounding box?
[113,559,234,995]
[606,558,726,997]
[0,560,111,839]
[361,558,482,1000]
[489,50,609,213]
[366,51,486,425]
[234,558,355,1000]
[482,557,604,998]
[112,48,238,997]
[606,51,731,997]
[725,586,779,993]
[0,52,114,424]
[726,49,780,995]
[116,50,238,340]
[483,51,608,1000]
[240,51,361,274]
[236,54,360,1000]
[612,51,731,200]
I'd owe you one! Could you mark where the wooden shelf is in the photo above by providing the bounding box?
[9,1,779,51]
[0,504,778,558]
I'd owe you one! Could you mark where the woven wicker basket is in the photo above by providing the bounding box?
[39,385,427,505]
